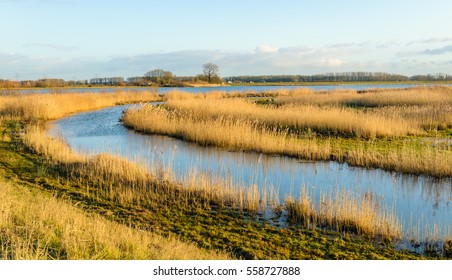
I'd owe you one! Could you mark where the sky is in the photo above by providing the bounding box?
[1,0,452,80]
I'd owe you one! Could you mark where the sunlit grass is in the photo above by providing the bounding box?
[276,86,452,131]
[165,98,421,138]
[122,101,452,177]
[0,178,230,260]
[286,187,401,239]
[0,90,161,121]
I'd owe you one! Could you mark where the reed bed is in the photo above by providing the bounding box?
[165,98,421,138]
[162,89,279,101]
[163,90,225,101]
[0,178,229,260]
[276,86,452,107]
[122,104,332,159]
[0,90,160,121]
[276,86,452,131]
[285,187,401,239]
[122,104,452,177]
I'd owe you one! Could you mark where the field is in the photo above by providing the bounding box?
[1,88,451,259]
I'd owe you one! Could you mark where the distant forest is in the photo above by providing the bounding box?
[225,72,452,83]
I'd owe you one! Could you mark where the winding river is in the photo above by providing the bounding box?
[47,103,452,240]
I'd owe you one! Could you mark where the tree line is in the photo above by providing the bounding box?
[0,63,223,89]
[141,63,222,86]
[225,72,452,83]
[2,70,452,89]
[0,78,66,89]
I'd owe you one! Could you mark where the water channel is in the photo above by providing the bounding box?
[47,102,452,241]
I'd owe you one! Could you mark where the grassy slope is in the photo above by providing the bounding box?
[0,122,432,260]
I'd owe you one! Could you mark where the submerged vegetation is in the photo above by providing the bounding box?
[1,88,451,259]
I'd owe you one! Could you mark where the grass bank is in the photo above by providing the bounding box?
[0,177,228,260]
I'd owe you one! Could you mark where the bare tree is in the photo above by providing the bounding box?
[202,63,219,83]
[144,69,165,80]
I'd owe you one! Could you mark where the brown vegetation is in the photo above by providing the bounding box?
[0,178,229,260]
[0,90,160,121]
[122,87,452,177]
[285,187,401,239]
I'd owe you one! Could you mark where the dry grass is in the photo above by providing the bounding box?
[163,90,225,101]
[165,98,421,138]
[121,103,452,177]
[0,178,230,260]
[0,90,161,121]
[277,86,452,131]
[122,104,332,160]
[276,86,452,107]
[285,187,401,239]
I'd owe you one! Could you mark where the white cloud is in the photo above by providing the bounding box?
[255,45,279,54]
[319,59,345,67]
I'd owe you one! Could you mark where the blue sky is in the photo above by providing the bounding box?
[1,0,452,80]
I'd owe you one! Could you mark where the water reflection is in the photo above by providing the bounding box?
[47,104,452,239]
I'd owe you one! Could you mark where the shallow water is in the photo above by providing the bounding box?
[47,104,452,239]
